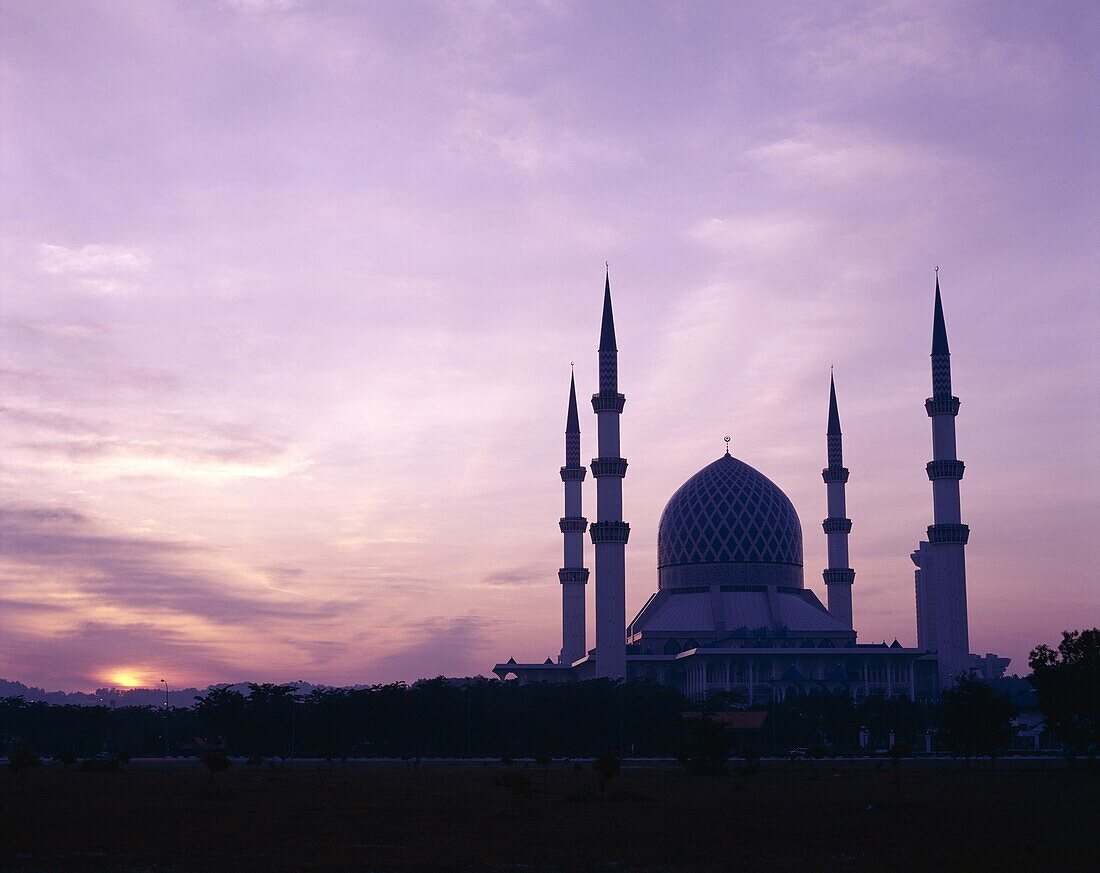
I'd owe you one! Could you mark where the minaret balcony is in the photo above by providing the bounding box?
[823,568,855,586]
[822,517,853,534]
[590,521,631,544]
[590,456,628,478]
[559,516,588,533]
[560,465,587,482]
[822,466,850,484]
[925,396,960,416]
[558,568,590,585]
[927,523,970,544]
[926,459,965,481]
[591,392,626,413]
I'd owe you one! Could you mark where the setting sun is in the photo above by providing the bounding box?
[105,670,147,689]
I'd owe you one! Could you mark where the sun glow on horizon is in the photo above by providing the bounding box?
[105,670,148,689]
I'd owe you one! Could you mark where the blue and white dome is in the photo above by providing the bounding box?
[657,454,804,589]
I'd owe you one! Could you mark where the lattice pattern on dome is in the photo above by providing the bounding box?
[658,455,803,568]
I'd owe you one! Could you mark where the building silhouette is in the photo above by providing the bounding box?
[494,272,1008,699]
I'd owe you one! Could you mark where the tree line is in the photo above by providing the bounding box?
[2,630,1095,763]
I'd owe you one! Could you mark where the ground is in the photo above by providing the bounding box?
[1,759,1096,871]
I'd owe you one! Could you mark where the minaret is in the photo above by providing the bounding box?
[590,270,629,679]
[822,374,855,628]
[914,275,970,685]
[558,370,589,665]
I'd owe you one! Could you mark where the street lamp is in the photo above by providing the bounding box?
[160,679,170,758]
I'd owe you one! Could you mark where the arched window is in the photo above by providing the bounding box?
[663,639,681,656]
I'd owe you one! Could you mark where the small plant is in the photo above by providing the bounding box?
[593,750,620,796]
[890,741,912,808]
[201,751,231,782]
[494,771,534,812]
[735,750,760,778]
[56,749,77,768]
[496,771,532,797]
[79,758,119,773]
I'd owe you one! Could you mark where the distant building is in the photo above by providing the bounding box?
[493,272,1007,700]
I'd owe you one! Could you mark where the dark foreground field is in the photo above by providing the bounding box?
[2,760,1097,872]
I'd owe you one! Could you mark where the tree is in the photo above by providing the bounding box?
[685,715,730,774]
[1028,629,1100,757]
[938,674,1015,761]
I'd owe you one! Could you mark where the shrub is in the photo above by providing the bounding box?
[201,751,232,780]
[594,750,620,795]
[9,748,42,774]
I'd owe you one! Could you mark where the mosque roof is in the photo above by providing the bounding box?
[657,454,803,570]
[630,587,850,636]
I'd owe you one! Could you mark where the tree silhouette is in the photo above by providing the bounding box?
[1028,628,1100,757]
[938,674,1015,761]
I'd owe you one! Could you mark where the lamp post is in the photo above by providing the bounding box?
[160,679,170,758]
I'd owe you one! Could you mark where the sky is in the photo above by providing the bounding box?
[1,1,1097,692]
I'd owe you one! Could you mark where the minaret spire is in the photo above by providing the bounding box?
[931,274,952,396]
[822,373,854,629]
[590,267,629,679]
[913,272,971,687]
[932,275,950,355]
[566,369,580,436]
[827,374,842,439]
[598,268,618,389]
[558,368,588,665]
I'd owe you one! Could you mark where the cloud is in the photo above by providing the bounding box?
[783,3,1061,95]
[480,565,546,586]
[2,402,312,484]
[367,616,504,682]
[450,90,638,173]
[746,124,952,186]
[0,620,237,692]
[38,243,150,275]
[688,214,817,257]
[0,504,342,627]
[37,243,150,295]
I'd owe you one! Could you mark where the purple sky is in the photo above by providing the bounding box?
[1,1,1097,691]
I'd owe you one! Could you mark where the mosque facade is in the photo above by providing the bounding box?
[493,274,1008,700]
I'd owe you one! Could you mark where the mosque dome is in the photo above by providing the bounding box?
[656,453,804,589]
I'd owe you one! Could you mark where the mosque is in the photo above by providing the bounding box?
[493,274,1008,700]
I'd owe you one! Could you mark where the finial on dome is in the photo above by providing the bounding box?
[724,435,731,456]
